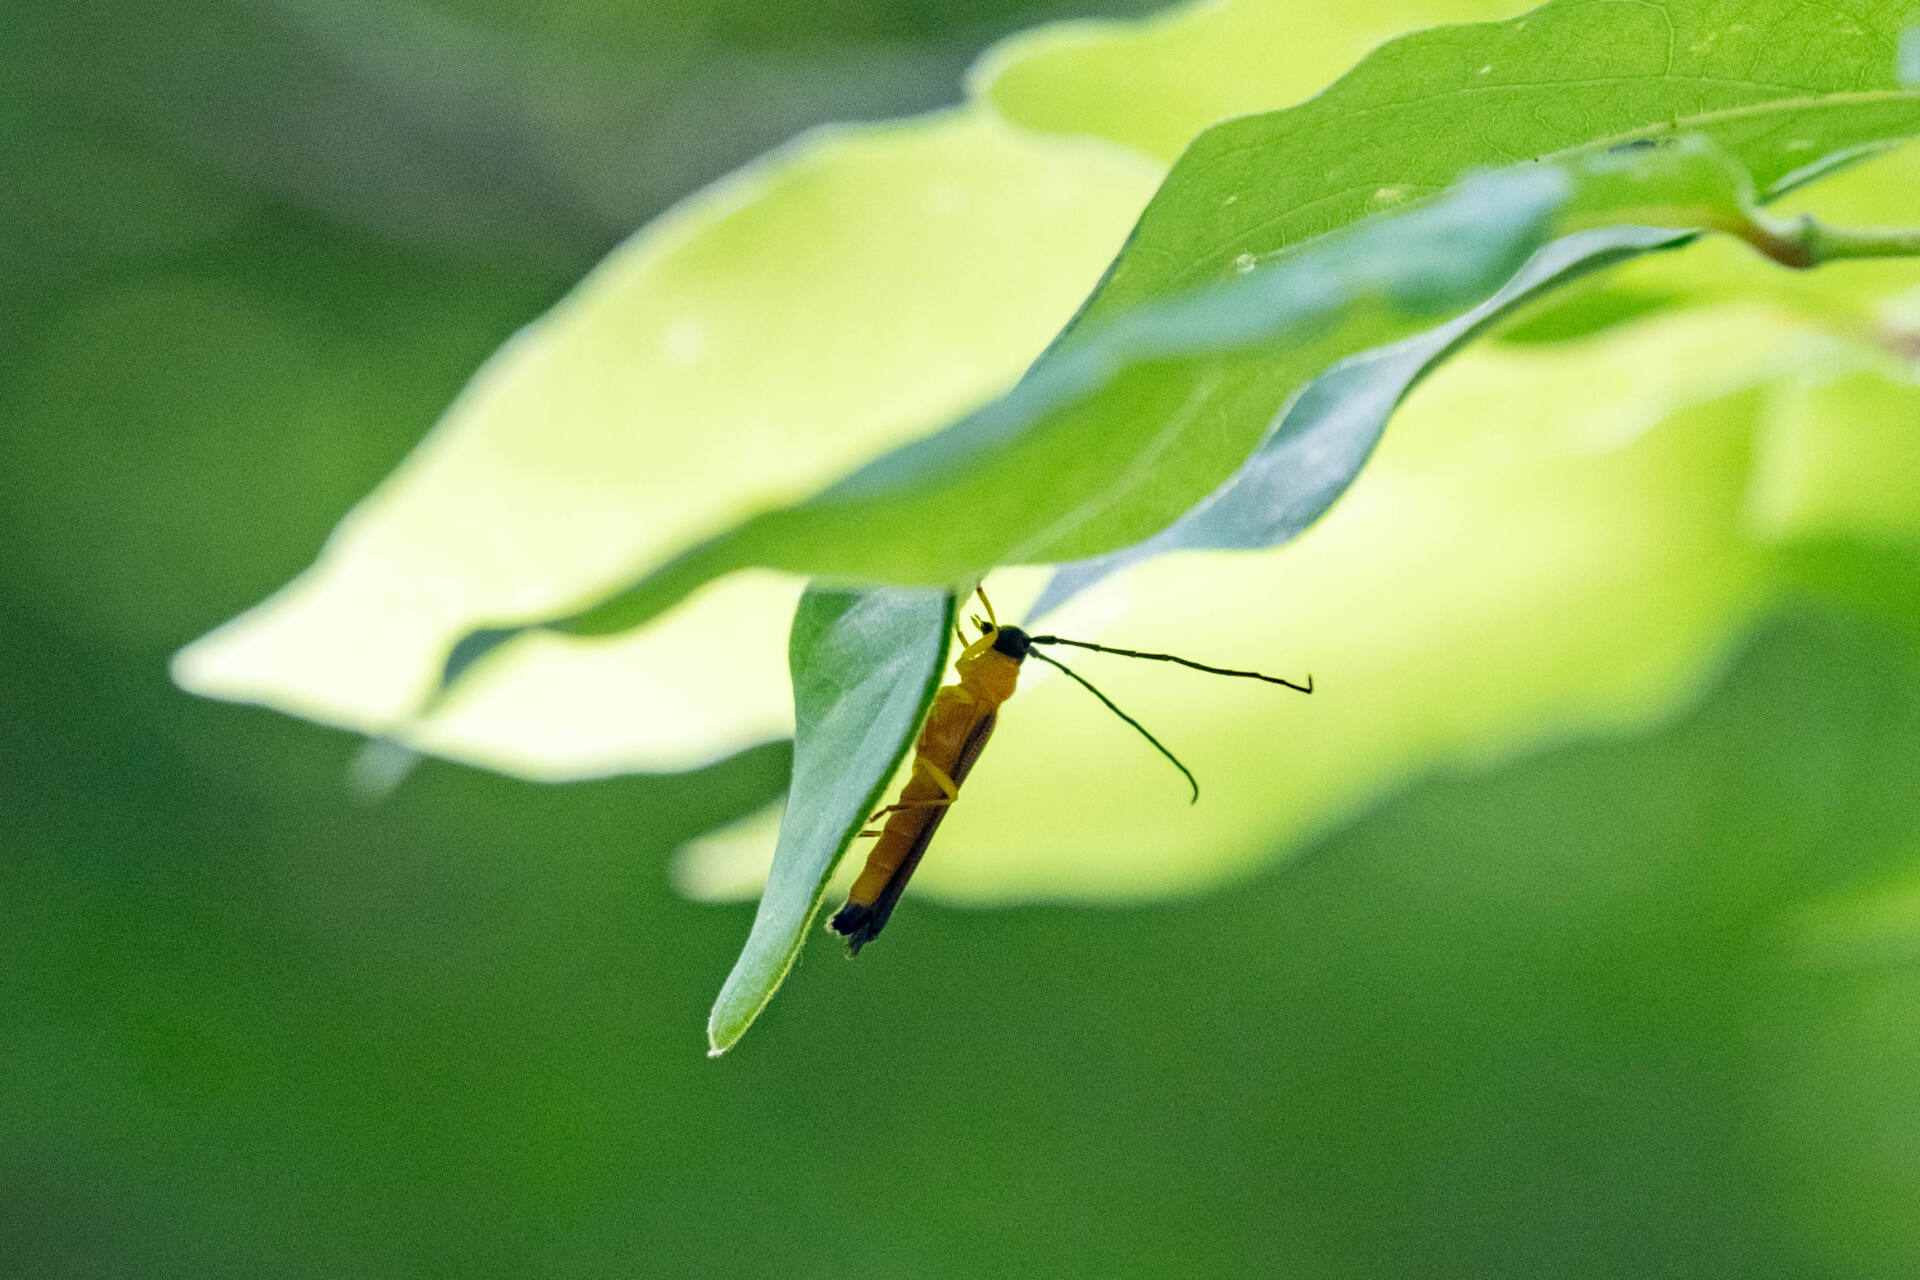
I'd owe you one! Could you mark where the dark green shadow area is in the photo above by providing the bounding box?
[9,584,1920,1277]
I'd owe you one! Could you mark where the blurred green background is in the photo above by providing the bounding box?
[8,0,1920,1276]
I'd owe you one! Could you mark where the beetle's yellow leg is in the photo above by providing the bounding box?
[858,796,954,837]
[865,796,953,821]
[860,757,962,826]
[916,758,961,801]
[857,796,954,837]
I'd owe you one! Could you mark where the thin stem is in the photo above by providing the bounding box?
[1738,211,1920,270]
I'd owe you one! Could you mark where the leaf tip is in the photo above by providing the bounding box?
[707,1008,751,1057]
[707,987,757,1057]
[706,1016,736,1058]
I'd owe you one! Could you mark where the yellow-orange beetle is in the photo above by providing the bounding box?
[830,594,1311,954]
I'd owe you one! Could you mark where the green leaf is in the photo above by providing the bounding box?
[501,0,1920,658]
[553,161,1573,638]
[706,587,953,1055]
[1032,125,1920,614]
[544,133,1841,645]
[1082,0,1920,320]
[1029,225,1689,615]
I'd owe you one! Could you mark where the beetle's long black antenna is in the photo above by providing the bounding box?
[1027,635,1313,694]
[1027,648,1199,804]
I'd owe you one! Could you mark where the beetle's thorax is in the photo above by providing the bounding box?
[955,626,1025,705]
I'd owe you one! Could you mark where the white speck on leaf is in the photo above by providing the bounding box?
[666,318,706,366]
[1232,252,1258,274]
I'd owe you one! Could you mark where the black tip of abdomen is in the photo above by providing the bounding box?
[829,902,884,955]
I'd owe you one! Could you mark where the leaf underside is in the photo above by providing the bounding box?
[707,588,954,1055]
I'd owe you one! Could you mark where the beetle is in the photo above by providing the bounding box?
[830,592,1310,954]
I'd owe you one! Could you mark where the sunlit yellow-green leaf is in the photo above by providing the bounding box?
[1751,358,1920,545]
[170,111,1159,774]
[975,0,1531,160]
[493,1,1920,666]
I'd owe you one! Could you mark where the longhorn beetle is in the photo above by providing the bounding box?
[830,590,1311,953]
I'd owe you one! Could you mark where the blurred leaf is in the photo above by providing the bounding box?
[1492,276,1689,345]
[1750,357,1920,544]
[177,0,1920,786]
[707,588,953,1055]
[975,0,1532,160]
[553,164,1566,634]
[468,0,1920,651]
[171,112,1159,775]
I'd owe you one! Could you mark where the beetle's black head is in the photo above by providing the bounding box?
[990,624,1032,661]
